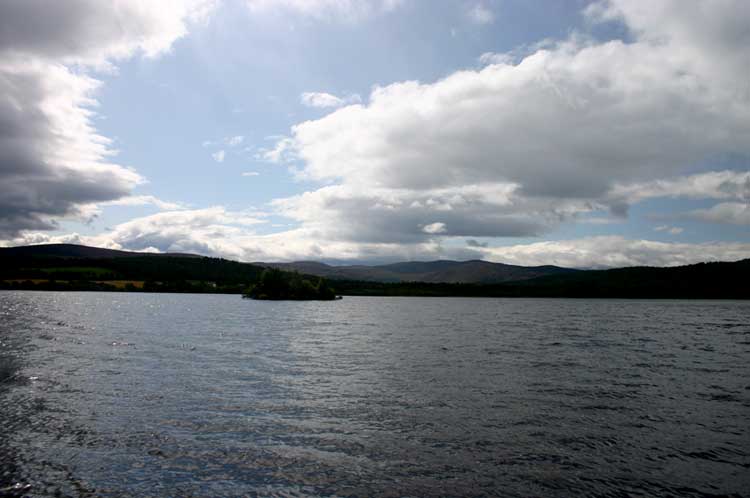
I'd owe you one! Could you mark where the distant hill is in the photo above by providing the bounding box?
[332,259,750,299]
[1,245,577,285]
[0,243,199,259]
[256,259,577,284]
[0,243,263,293]
[1,243,748,298]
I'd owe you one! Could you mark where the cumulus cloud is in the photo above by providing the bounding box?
[0,0,214,237]
[300,92,361,109]
[4,0,748,268]
[422,222,447,234]
[259,137,297,163]
[609,170,750,205]
[261,0,750,253]
[278,35,749,197]
[3,207,450,263]
[689,202,750,225]
[212,150,226,163]
[654,225,684,235]
[0,59,144,236]
[9,222,748,269]
[99,195,186,211]
[244,0,403,22]
[482,236,750,268]
[269,183,592,244]
[90,207,265,255]
[0,0,214,65]
[70,195,187,225]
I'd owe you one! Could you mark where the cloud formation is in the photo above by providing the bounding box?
[300,92,362,109]
[8,216,749,269]
[225,135,244,146]
[689,203,750,226]
[245,0,403,22]
[483,236,750,269]
[262,0,750,254]
[654,225,683,235]
[271,183,587,244]
[3,0,748,268]
[0,0,214,237]
[609,170,750,205]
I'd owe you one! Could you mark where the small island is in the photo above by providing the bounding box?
[243,268,339,300]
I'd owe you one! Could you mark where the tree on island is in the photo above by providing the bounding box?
[243,268,338,300]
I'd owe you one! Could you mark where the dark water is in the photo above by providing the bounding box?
[0,292,748,497]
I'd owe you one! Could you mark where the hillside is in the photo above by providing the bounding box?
[0,244,265,293]
[332,259,750,299]
[1,244,748,298]
[257,259,577,284]
[0,243,200,259]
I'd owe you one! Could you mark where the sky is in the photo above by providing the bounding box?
[0,0,749,268]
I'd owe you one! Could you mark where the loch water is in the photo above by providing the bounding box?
[0,291,748,497]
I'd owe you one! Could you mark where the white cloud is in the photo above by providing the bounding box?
[0,0,215,65]
[70,195,187,224]
[422,222,447,234]
[654,225,684,235]
[277,35,749,197]
[0,0,215,237]
[482,236,750,268]
[212,150,226,163]
[580,216,622,225]
[3,0,748,268]
[300,92,361,108]
[0,58,145,235]
[261,0,750,252]
[478,52,511,65]
[225,135,244,146]
[244,0,403,22]
[260,137,296,163]
[242,171,260,177]
[468,4,495,25]
[269,183,587,244]
[100,195,186,211]
[8,224,748,269]
[79,207,266,259]
[689,202,750,225]
[610,170,750,205]
[204,135,245,148]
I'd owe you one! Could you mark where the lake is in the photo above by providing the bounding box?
[0,291,748,497]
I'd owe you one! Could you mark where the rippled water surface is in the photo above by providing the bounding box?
[0,292,748,497]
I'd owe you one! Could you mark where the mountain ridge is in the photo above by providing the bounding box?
[1,244,575,284]
[0,243,200,259]
[1,244,748,299]
[255,259,578,284]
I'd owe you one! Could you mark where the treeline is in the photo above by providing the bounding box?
[0,254,339,297]
[1,248,748,299]
[1,279,247,294]
[0,253,266,294]
[334,260,750,299]
[0,255,264,284]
